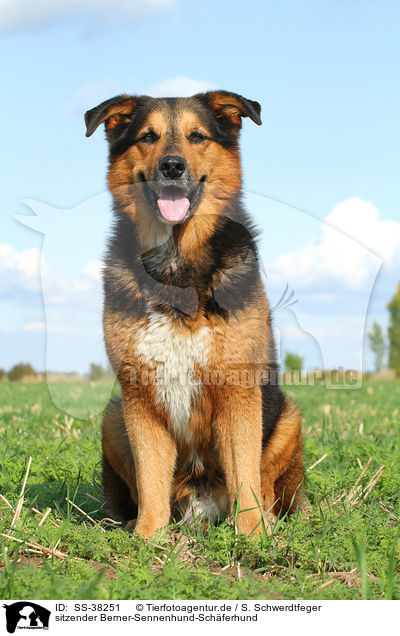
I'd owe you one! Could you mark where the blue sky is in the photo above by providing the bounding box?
[1,0,399,374]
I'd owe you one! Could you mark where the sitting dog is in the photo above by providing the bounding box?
[85,90,304,537]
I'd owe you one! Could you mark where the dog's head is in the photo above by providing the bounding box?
[85,91,261,248]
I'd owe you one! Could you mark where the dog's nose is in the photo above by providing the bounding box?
[159,155,187,180]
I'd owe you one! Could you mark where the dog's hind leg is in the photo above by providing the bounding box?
[272,439,304,516]
[102,396,138,524]
[260,396,304,524]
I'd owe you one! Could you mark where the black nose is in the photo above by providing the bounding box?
[159,155,187,180]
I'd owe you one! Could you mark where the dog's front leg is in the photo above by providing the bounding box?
[122,388,177,538]
[212,386,263,537]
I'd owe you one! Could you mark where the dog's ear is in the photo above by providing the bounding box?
[84,94,137,137]
[199,90,262,127]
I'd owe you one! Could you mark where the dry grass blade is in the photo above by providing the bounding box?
[307,567,358,580]
[353,465,385,504]
[85,493,103,505]
[332,491,346,504]
[53,538,61,551]
[311,578,337,595]
[65,498,105,532]
[379,501,398,521]
[38,508,51,527]
[32,507,61,528]
[308,453,328,471]
[92,470,104,495]
[1,532,68,559]
[147,541,168,551]
[10,456,32,529]
[100,517,122,530]
[346,456,372,503]
[65,415,73,430]
[0,494,14,510]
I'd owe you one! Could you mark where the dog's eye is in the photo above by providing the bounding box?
[188,131,208,144]
[137,130,159,144]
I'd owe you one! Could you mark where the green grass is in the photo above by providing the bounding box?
[0,380,399,600]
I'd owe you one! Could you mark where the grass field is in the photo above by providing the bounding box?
[0,380,399,600]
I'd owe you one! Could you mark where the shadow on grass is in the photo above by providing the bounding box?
[17,479,106,522]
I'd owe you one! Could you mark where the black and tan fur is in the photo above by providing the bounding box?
[85,90,304,538]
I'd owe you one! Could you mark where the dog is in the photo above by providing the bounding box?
[84,90,304,538]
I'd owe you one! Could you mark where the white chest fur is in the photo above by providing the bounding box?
[135,312,211,442]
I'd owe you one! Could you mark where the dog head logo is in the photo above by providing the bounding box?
[3,602,50,633]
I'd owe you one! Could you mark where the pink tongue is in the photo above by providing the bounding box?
[157,197,190,222]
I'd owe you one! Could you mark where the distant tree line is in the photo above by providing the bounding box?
[88,362,108,381]
[0,363,37,382]
[0,362,111,382]
[284,352,303,372]
[388,284,400,375]
[368,283,400,375]
[3,284,400,379]
[368,323,386,374]
[284,283,400,377]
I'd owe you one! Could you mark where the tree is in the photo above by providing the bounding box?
[367,322,386,373]
[0,369,6,381]
[388,284,400,376]
[285,352,303,372]
[88,362,106,381]
[8,363,37,382]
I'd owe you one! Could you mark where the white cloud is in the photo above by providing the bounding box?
[0,243,41,293]
[42,260,103,306]
[261,198,400,371]
[64,75,216,119]
[0,0,175,33]
[326,197,400,262]
[83,261,103,282]
[145,76,216,97]
[23,322,46,331]
[63,78,125,119]
[266,198,400,292]
[24,322,80,333]
[0,242,101,308]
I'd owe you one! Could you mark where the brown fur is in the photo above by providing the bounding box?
[85,90,304,538]
[261,398,304,517]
